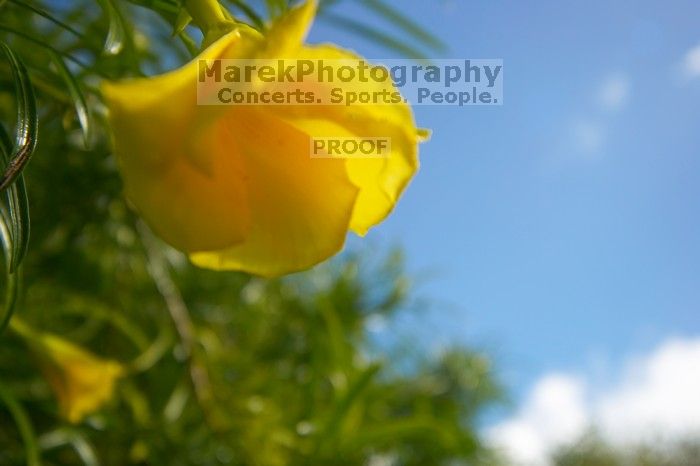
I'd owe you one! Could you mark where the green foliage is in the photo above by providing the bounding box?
[0,119,501,464]
[0,1,499,465]
[318,0,446,59]
[552,432,700,466]
[0,43,33,333]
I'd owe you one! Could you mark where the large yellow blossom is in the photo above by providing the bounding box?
[103,1,425,277]
[12,319,123,423]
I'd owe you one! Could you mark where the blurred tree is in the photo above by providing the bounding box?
[0,123,502,464]
[552,431,700,466]
[0,1,501,465]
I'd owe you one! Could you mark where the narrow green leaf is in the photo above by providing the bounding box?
[360,0,446,51]
[264,0,287,17]
[0,122,29,273]
[348,417,468,449]
[319,13,429,59]
[8,0,84,40]
[50,52,92,148]
[177,32,199,57]
[0,25,91,69]
[0,193,21,333]
[323,364,381,440]
[69,434,100,466]
[0,44,34,274]
[173,7,192,36]
[0,128,29,274]
[0,253,20,334]
[0,382,41,466]
[39,429,98,466]
[0,42,38,186]
[125,0,180,17]
[228,0,265,30]
[318,0,342,14]
[96,0,127,55]
[0,122,12,157]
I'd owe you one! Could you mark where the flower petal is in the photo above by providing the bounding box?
[272,45,422,235]
[102,31,260,252]
[103,0,423,276]
[32,332,122,423]
[190,106,359,276]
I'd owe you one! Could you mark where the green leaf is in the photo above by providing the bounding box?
[318,0,342,13]
[50,52,92,148]
[319,13,429,59]
[0,247,20,334]
[7,0,85,40]
[264,0,287,18]
[0,43,34,275]
[0,124,29,275]
[228,0,265,30]
[0,42,38,180]
[360,0,446,52]
[348,417,470,450]
[0,25,90,69]
[0,126,24,333]
[126,0,180,15]
[177,32,199,57]
[96,0,127,55]
[0,382,41,466]
[173,7,193,36]
[39,429,98,466]
[0,124,13,167]
[0,42,38,192]
[322,363,381,440]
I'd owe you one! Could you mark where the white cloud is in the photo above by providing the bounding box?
[597,338,700,444]
[597,73,630,111]
[487,337,700,466]
[682,44,700,80]
[488,375,588,465]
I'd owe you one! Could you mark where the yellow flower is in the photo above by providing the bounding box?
[102,1,426,277]
[13,320,123,423]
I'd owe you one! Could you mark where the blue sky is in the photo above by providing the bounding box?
[311,0,700,417]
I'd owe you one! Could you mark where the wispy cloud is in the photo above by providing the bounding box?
[563,72,630,159]
[487,337,700,465]
[681,44,700,80]
[597,73,630,112]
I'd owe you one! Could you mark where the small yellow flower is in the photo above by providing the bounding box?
[103,1,426,277]
[13,320,123,423]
